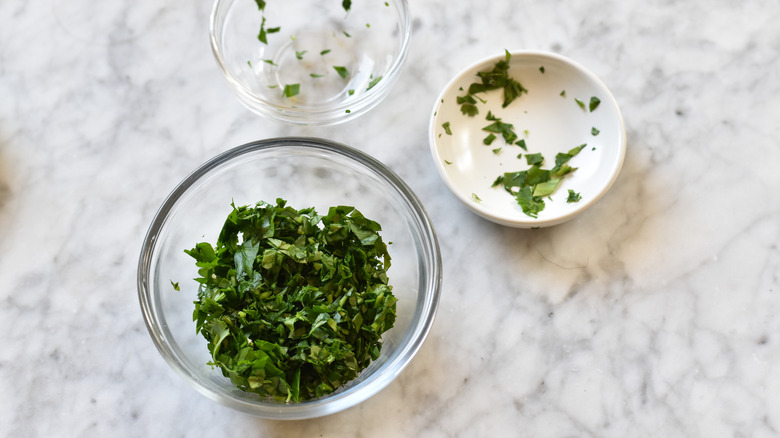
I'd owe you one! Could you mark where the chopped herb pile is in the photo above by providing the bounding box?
[182,199,397,402]
[492,145,586,217]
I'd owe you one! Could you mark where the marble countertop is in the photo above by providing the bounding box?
[3,0,780,436]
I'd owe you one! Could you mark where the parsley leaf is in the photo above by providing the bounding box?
[493,144,585,217]
[567,189,582,203]
[367,76,382,90]
[282,83,300,98]
[589,96,601,112]
[333,66,349,78]
[442,121,452,135]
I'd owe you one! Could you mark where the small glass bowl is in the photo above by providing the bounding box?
[209,0,411,125]
[137,138,441,419]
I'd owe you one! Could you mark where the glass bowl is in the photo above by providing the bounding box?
[137,137,441,419]
[209,0,411,125]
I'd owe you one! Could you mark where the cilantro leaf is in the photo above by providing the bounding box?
[567,189,582,203]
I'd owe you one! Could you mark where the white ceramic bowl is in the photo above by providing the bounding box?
[429,50,626,228]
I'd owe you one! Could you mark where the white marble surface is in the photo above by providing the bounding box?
[2,0,780,436]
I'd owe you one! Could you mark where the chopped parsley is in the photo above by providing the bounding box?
[257,17,280,44]
[442,122,452,135]
[282,83,300,98]
[567,189,582,203]
[539,66,545,74]
[342,0,352,12]
[333,66,349,78]
[456,50,527,117]
[482,111,520,144]
[493,144,586,217]
[182,200,396,403]
[575,98,585,110]
[483,134,497,145]
[295,50,307,60]
[591,127,600,136]
[589,96,601,112]
[457,94,479,117]
[367,76,382,90]
[320,49,331,55]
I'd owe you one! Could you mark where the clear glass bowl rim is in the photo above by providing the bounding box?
[137,137,442,419]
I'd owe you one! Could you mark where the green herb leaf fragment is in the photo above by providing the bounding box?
[484,134,497,145]
[333,66,349,78]
[310,73,325,78]
[575,98,585,110]
[295,50,307,60]
[525,153,544,166]
[442,122,452,135]
[539,66,545,74]
[591,127,600,136]
[170,281,180,291]
[282,83,300,98]
[367,76,382,90]
[457,94,479,117]
[472,193,482,202]
[320,49,331,55]
[567,189,582,203]
[342,0,352,12]
[589,96,601,112]
[492,147,502,155]
[482,111,519,144]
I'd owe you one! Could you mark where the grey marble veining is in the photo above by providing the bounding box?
[2,0,780,436]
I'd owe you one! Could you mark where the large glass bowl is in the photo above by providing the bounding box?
[137,138,441,419]
[209,0,411,125]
